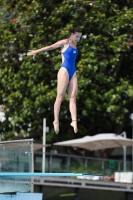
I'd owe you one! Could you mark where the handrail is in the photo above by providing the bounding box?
[35,151,131,163]
[0,138,34,145]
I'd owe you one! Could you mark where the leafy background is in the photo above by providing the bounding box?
[0,0,133,145]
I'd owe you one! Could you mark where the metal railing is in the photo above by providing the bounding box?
[34,152,132,176]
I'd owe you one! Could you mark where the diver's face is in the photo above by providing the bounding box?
[71,32,82,44]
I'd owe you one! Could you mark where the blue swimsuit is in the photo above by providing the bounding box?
[61,42,78,80]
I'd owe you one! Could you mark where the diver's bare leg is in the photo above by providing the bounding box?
[68,73,78,133]
[53,67,69,133]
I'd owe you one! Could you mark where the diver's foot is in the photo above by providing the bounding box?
[70,120,78,133]
[53,121,59,134]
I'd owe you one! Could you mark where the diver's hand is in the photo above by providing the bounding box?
[27,50,37,59]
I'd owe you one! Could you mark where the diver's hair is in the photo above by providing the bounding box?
[69,27,82,35]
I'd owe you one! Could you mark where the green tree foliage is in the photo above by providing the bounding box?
[0,0,133,142]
